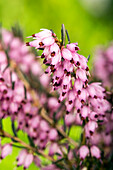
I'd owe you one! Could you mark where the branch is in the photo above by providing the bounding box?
[0,129,55,162]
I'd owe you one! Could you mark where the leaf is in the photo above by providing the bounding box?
[61,24,65,46]
[63,116,66,133]
[0,119,3,129]
[55,152,62,156]
[27,135,35,147]
[12,81,15,90]
[87,55,90,61]
[66,29,70,44]
[11,120,18,143]
[54,158,64,164]
[24,85,27,99]
[67,145,71,153]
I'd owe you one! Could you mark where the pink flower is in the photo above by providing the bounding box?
[76,68,87,82]
[90,146,101,159]
[65,114,76,126]
[24,153,34,169]
[62,48,72,60]
[49,143,59,156]
[48,128,58,141]
[66,43,79,52]
[1,144,12,159]
[78,55,88,70]
[34,156,41,167]
[40,120,50,132]
[51,52,61,65]
[74,79,83,91]
[42,36,55,46]
[33,29,52,39]
[85,121,98,136]
[81,106,90,119]
[79,145,89,160]
[17,149,27,167]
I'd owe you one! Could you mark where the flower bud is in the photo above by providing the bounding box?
[1,144,12,159]
[24,153,33,169]
[90,146,101,159]
[79,145,89,160]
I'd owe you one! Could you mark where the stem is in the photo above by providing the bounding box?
[11,120,17,137]
[11,120,18,143]
[0,129,54,162]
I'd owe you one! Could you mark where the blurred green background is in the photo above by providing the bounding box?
[1,0,113,68]
[0,0,113,169]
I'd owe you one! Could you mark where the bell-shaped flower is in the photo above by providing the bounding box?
[78,55,88,70]
[40,120,50,132]
[76,68,87,82]
[66,43,79,52]
[34,156,41,167]
[65,114,76,126]
[29,39,41,48]
[49,143,61,156]
[81,106,90,119]
[85,121,98,136]
[74,79,83,92]
[62,48,72,60]
[1,144,12,159]
[17,149,27,167]
[63,60,74,72]
[79,145,89,160]
[90,146,101,159]
[48,128,58,141]
[24,153,34,169]
[33,29,52,39]
[42,36,55,46]
[51,52,61,65]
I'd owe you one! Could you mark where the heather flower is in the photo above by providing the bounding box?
[1,144,12,159]
[66,43,79,52]
[49,143,61,156]
[34,156,41,167]
[23,153,34,169]
[65,113,76,126]
[17,149,28,167]
[85,121,98,137]
[79,145,89,160]
[90,146,101,159]
[93,44,113,88]
[27,28,110,146]
[48,128,58,141]
[0,26,111,169]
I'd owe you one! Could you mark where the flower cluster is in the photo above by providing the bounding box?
[91,43,113,165]
[93,44,113,89]
[0,28,64,169]
[0,26,111,170]
[1,29,50,86]
[79,145,101,160]
[27,28,110,139]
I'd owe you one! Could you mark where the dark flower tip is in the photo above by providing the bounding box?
[26,42,30,46]
[32,34,36,37]
[66,111,69,114]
